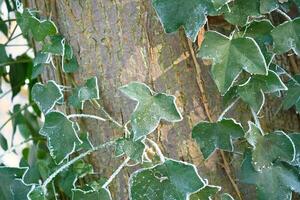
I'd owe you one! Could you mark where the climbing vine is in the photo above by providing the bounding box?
[0,0,300,200]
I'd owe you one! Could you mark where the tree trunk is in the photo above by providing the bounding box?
[26,0,300,199]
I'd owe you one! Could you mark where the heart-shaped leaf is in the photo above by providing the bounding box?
[240,151,300,200]
[68,77,99,109]
[119,82,182,140]
[129,159,205,200]
[39,111,82,164]
[243,20,274,66]
[29,17,57,41]
[63,56,79,73]
[190,184,221,200]
[115,136,146,163]
[198,31,267,94]
[271,18,300,55]
[72,188,111,200]
[192,119,244,159]
[42,35,65,55]
[152,0,227,41]
[31,81,63,114]
[237,70,287,113]
[245,122,295,171]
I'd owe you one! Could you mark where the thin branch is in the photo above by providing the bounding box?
[4,25,18,45]
[102,157,130,189]
[218,97,240,121]
[67,114,106,122]
[2,19,16,23]
[5,33,24,44]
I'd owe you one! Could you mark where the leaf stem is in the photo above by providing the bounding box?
[146,138,165,163]
[67,114,106,122]
[41,140,115,190]
[102,157,130,189]
[218,97,240,121]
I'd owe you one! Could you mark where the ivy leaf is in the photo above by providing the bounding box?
[260,0,279,13]
[0,133,8,150]
[224,0,261,26]
[0,17,8,36]
[119,82,182,141]
[10,179,34,200]
[42,35,65,55]
[245,122,295,171]
[72,188,111,200]
[152,0,228,41]
[0,44,9,64]
[271,18,300,55]
[33,52,50,66]
[31,81,64,114]
[64,44,73,60]
[190,184,221,200]
[115,136,146,163]
[192,119,244,159]
[29,17,57,41]
[28,186,47,200]
[0,167,28,200]
[198,31,267,94]
[244,20,274,66]
[39,111,82,164]
[68,77,100,109]
[237,70,287,113]
[129,159,205,200]
[282,75,300,113]
[63,56,79,73]
[221,193,235,200]
[31,64,45,79]
[288,133,300,166]
[240,151,300,200]
[16,9,34,35]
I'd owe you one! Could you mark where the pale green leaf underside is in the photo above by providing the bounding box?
[192,118,244,159]
[245,122,295,171]
[39,111,81,164]
[271,18,300,55]
[31,81,63,114]
[198,31,267,95]
[120,82,182,141]
[129,159,205,200]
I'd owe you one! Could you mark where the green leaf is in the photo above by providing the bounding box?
[42,35,65,55]
[16,9,34,35]
[63,56,79,73]
[240,151,300,200]
[190,184,221,200]
[282,75,300,113]
[271,18,300,55]
[31,81,63,114]
[243,20,274,66]
[28,186,47,200]
[0,167,28,200]
[68,77,100,109]
[29,17,58,41]
[288,133,300,166]
[237,70,287,113]
[129,159,205,200]
[0,133,8,150]
[10,179,33,200]
[260,0,279,13]
[224,0,261,26]
[39,111,82,164]
[0,17,8,36]
[0,44,9,64]
[31,64,45,79]
[115,136,146,163]
[119,82,182,140]
[198,31,267,94]
[192,119,244,159]
[245,122,295,171]
[221,193,235,200]
[152,0,227,41]
[64,44,73,60]
[72,188,111,200]
[33,52,50,66]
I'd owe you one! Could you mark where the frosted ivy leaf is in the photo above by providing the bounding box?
[129,159,205,200]
[190,184,221,200]
[119,82,182,141]
[115,135,146,163]
[72,188,111,200]
[63,56,79,73]
[240,151,300,200]
[39,111,82,164]
[29,16,57,41]
[42,35,65,55]
[282,75,300,113]
[33,52,50,66]
[271,18,300,55]
[31,81,63,114]
[10,179,34,200]
[68,77,100,109]
[152,0,228,42]
[237,70,287,113]
[0,167,28,200]
[198,31,267,95]
[245,122,295,171]
[287,133,300,166]
[28,186,47,200]
[192,119,244,159]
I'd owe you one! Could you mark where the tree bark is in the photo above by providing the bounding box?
[26,0,300,199]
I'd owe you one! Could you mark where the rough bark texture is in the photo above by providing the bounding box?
[26,0,300,199]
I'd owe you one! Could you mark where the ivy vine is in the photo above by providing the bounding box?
[0,0,300,200]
